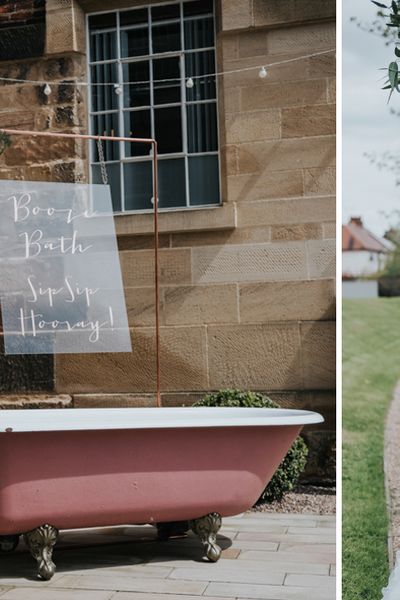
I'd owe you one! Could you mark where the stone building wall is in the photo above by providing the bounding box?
[0,0,46,59]
[0,0,336,482]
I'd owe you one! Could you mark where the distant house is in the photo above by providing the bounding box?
[342,217,393,279]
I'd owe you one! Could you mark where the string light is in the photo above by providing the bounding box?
[0,49,335,90]
[258,66,268,79]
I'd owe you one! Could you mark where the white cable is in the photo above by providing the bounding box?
[0,48,335,88]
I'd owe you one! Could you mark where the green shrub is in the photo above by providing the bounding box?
[193,389,308,504]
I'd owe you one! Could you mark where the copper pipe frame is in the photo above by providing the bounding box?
[0,128,162,408]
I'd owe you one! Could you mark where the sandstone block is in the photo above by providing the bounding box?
[0,85,39,111]
[120,248,192,287]
[0,59,42,83]
[23,160,84,183]
[171,226,271,248]
[221,0,253,31]
[0,394,71,410]
[241,79,327,111]
[304,167,336,196]
[4,135,77,166]
[225,144,239,175]
[23,164,54,182]
[207,323,302,390]
[73,393,156,408]
[44,54,86,80]
[46,2,85,55]
[53,160,85,182]
[253,0,335,28]
[282,104,335,138]
[163,284,238,325]
[34,108,53,131]
[239,280,335,322]
[56,326,208,393]
[124,286,159,327]
[327,77,336,103]
[221,34,239,61]
[160,392,205,406]
[223,86,241,113]
[0,110,35,129]
[238,29,268,58]
[306,239,336,279]
[47,0,73,9]
[300,321,335,389]
[271,223,322,241]
[226,109,281,144]
[192,242,307,284]
[308,53,336,79]
[322,222,336,239]
[117,234,170,251]
[115,203,236,236]
[237,196,336,228]
[0,166,24,180]
[237,136,335,175]
[55,105,78,127]
[83,0,156,9]
[227,170,304,202]
[222,54,311,90]
[267,23,335,55]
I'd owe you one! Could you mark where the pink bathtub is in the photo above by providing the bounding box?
[0,407,323,579]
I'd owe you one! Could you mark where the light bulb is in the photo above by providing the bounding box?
[43,83,52,96]
[186,77,194,89]
[258,66,268,79]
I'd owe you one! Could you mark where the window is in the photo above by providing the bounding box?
[87,0,220,213]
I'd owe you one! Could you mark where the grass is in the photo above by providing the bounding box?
[343,298,400,600]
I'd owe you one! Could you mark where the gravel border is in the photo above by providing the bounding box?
[250,485,336,515]
[385,382,400,569]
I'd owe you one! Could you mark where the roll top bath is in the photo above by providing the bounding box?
[0,407,323,579]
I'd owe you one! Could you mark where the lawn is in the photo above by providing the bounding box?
[343,298,400,600]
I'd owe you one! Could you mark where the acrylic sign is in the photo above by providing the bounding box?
[0,180,132,354]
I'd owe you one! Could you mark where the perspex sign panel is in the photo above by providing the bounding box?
[0,181,132,354]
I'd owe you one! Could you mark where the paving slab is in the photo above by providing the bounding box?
[237,549,335,563]
[205,581,334,599]
[0,513,335,600]
[0,589,114,600]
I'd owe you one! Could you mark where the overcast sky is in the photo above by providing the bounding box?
[343,0,400,235]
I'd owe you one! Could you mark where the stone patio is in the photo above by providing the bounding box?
[0,512,336,600]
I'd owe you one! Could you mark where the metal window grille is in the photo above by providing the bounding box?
[87,0,220,213]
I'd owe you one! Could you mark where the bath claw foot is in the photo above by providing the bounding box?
[190,512,222,562]
[156,521,190,541]
[24,524,59,580]
[0,535,20,553]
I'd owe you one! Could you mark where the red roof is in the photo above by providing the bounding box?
[342,217,391,253]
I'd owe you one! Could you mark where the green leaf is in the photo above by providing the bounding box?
[389,61,399,88]
[395,46,400,56]
[371,0,388,6]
